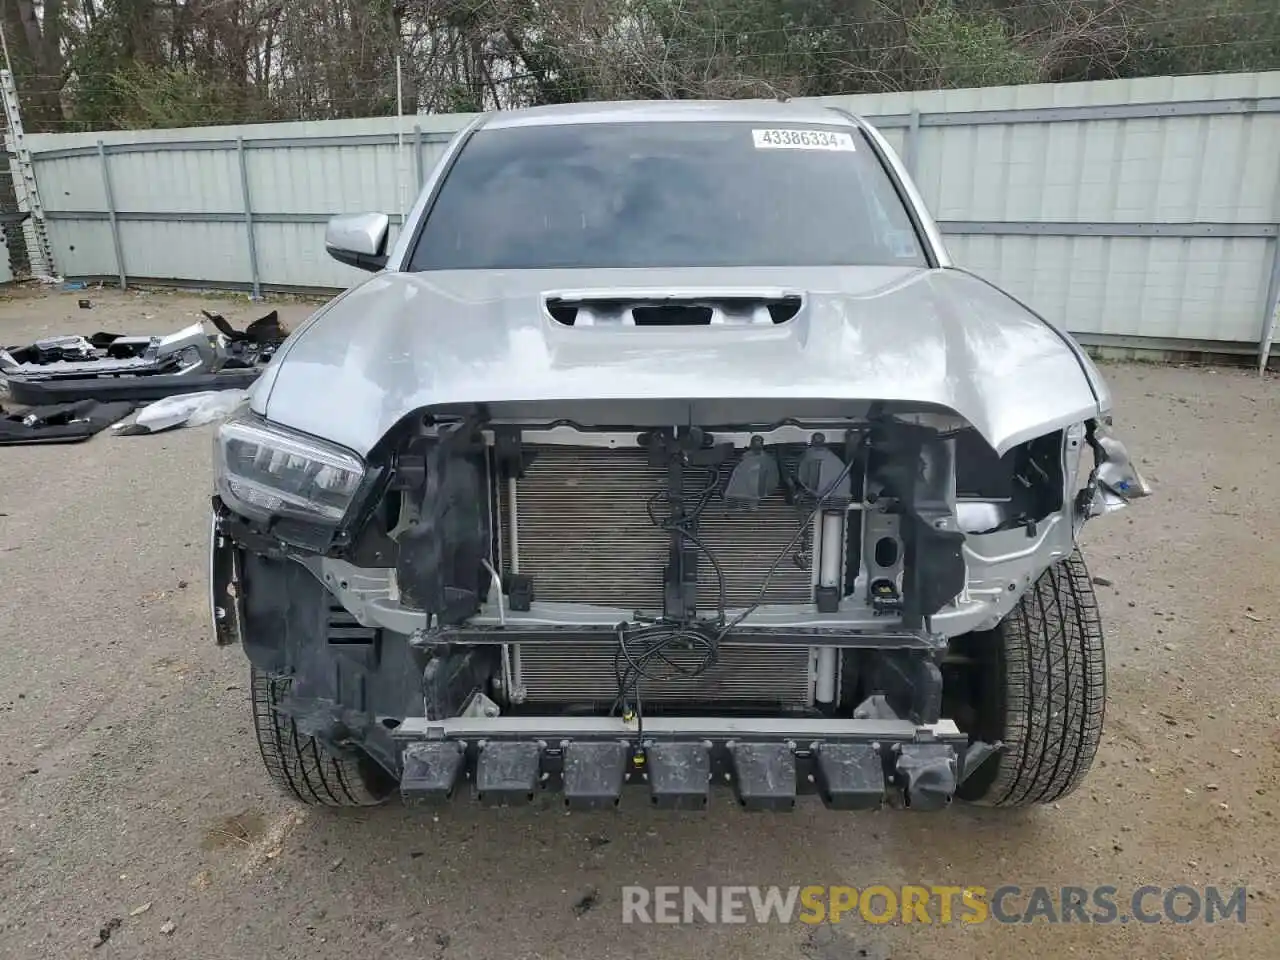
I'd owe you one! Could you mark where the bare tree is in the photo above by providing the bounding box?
[0,0,1274,130]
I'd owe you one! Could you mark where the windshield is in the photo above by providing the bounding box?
[407,121,927,271]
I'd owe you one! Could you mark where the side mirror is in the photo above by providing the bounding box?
[325,212,390,272]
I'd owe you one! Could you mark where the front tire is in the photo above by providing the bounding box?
[250,668,396,807]
[952,550,1106,807]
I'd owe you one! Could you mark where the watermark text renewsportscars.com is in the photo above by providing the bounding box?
[621,885,1248,925]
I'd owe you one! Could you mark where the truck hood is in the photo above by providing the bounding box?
[257,265,1106,457]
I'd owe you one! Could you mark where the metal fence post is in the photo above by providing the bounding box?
[904,108,922,178]
[236,137,261,298]
[414,124,424,189]
[97,140,126,289]
[1259,233,1280,372]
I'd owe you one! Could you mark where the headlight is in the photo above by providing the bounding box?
[213,414,365,526]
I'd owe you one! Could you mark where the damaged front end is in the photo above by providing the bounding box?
[211,395,1147,812]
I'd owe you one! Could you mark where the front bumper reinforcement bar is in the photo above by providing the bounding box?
[393,716,971,812]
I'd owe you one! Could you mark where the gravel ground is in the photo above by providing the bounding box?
[0,286,1277,960]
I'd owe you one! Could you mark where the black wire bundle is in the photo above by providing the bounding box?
[610,619,720,721]
[612,466,730,734]
[612,445,861,741]
[712,451,859,645]
[644,464,729,624]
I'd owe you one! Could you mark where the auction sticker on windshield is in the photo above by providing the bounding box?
[752,128,856,151]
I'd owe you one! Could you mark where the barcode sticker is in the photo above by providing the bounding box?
[752,129,856,151]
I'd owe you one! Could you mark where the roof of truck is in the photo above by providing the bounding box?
[481,98,861,130]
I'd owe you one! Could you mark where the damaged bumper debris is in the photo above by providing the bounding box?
[0,309,287,406]
[0,398,140,445]
[1077,420,1152,523]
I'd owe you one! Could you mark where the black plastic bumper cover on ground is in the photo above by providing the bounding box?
[4,367,262,405]
[0,399,139,445]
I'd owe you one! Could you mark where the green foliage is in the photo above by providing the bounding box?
[908,4,1038,88]
[64,29,128,131]
[107,65,260,129]
[440,83,485,114]
[5,0,1280,130]
[1130,0,1280,78]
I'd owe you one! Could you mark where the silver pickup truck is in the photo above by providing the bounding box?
[210,98,1148,813]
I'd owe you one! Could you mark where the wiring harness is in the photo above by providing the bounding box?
[612,444,859,743]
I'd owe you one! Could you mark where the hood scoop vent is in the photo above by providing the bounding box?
[632,304,713,326]
[544,289,802,328]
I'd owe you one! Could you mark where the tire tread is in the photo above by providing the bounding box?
[250,668,389,807]
[973,551,1106,807]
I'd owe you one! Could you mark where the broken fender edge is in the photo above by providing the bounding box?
[1078,420,1152,524]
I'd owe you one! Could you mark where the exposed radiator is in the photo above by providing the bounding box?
[498,445,814,611]
[498,444,826,707]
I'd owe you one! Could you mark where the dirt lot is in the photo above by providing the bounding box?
[0,286,1276,960]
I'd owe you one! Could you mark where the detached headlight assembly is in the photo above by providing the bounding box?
[214,414,365,526]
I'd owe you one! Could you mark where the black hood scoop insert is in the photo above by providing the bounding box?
[544,289,803,327]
